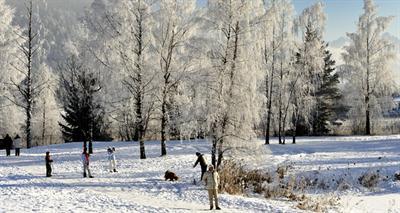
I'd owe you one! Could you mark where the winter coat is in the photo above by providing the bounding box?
[45,155,53,164]
[13,138,21,149]
[194,154,207,168]
[3,135,12,149]
[203,171,220,190]
[107,150,115,161]
[82,153,90,165]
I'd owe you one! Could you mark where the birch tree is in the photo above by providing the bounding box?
[342,0,395,135]
[0,0,23,136]
[104,0,156,159]
[205,0,263,168]
[153,0,197,156]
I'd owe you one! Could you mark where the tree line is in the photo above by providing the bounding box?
[0,0,396,166]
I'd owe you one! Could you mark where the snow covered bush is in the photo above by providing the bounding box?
[297,194,340,212]
[358,171,380,188]
[395,172,400,181]
[218,160,272,195]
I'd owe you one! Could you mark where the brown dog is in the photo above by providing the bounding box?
[164,170,179,181]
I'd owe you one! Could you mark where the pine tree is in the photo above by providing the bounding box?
[59,57,112,147]
[312,44,341,135]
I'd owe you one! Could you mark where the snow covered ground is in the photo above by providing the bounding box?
[0,136,399,212]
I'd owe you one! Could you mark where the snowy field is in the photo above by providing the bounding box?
[0,136,399,212]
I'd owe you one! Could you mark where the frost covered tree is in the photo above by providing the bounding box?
[152,0,197,156]
[262,0,295,144]
[294,2,326,136]
[32,65,62,146]
[59,56,112,149]
[342,0,395,135]
[0,0,24,137]
[204,0,263,168]
[9,0,48,148]
[98,0,157,159]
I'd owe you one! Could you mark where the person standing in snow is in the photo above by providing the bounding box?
[82,148,94,178]
[203,165,221,210]
[4,134,12,156]
[14,135,21,156]
[193,152,207,181]
[107,147,117,172]
[45,151,53,177]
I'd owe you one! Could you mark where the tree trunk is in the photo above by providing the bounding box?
[161,91,167,156]
[25,1,33,149]
[42,99,46,145]
[365,95,371,135]
[140,140,146,159]
[211,136,217,168]
[83,141,87,151]
[88,140,93,154]
[265,26,276,145]
[365,26,371,136]
[26,105,32,148]
[292,113,297,144]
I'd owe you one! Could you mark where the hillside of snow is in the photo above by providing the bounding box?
[0,137,399,212]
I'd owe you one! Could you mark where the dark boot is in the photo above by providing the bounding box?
[216,207,221,210]
[83,172,87,178]
[113,169,117,172]
[89,175,94,178]
[210,206,213,210]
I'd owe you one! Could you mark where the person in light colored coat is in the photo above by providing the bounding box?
[203,165,221,210]
[13,135,21,156]
[107,147,117,172]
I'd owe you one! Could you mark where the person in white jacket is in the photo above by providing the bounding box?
[203,165,221,210]
[107,147,117,172]
[13,135,21,156]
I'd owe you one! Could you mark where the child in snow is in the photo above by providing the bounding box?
[14,135,21,156]
[107,147,117,172]
[45,151,53,177]
[203,165,221,210]
[82,148,94,178]
[193,152,207,181]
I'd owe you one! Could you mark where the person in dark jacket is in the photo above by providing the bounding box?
[45,151,53,177]
[193,152,208,181]
[4,134,12,156]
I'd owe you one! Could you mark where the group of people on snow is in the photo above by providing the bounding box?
[193,152,221,210]
[2,134,22,156]
[44,146,118,178]
[44,148,220,210]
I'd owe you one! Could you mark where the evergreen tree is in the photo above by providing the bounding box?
[312,44,341,135]
[59,57,112,146]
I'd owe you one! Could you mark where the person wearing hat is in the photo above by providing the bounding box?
[13,135,21,156]
[203,165,221,210]
[193,152,207,181]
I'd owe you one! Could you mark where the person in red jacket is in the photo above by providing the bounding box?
[45,151,53,177]
[81,148,94,178]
